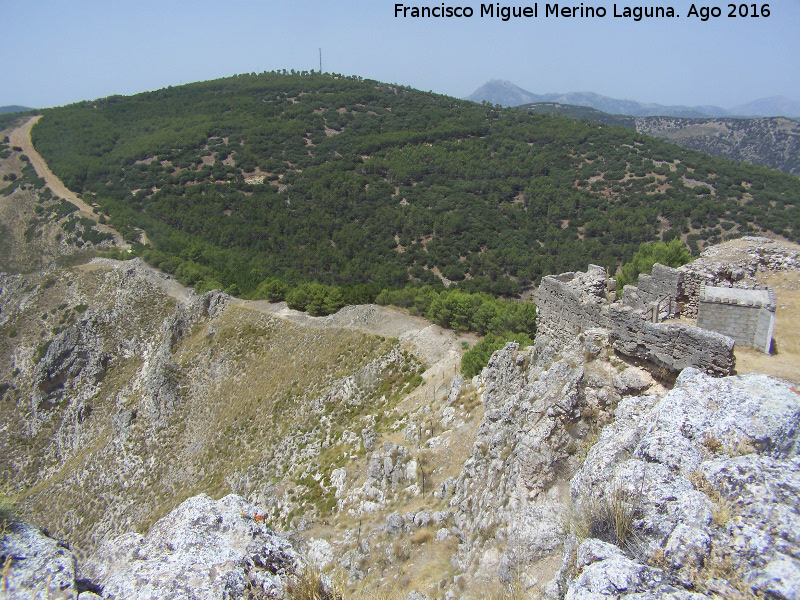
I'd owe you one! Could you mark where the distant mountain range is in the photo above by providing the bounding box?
[467,80,800,118]
[0,105,31,114]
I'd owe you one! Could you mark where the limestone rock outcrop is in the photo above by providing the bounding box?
[138,289,229,424]
[1,519,100,599]
[550,368,800,599]
[83,494,313,600]
[32,314,109,414]
[450,330,628,587]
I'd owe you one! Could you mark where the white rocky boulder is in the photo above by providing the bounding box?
[83,493,312,600]
[1,520,98,599]
[554,368,800,599]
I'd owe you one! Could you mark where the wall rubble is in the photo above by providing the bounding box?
[678,236,798,318]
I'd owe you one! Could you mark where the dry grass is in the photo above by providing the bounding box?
[701,433,725,454]
[478,580,542,600]
[410,526,435,545]
[5,264,423,558]
[683,547,755,599]
[573,420,602,464]
[329,525,459,599]
[286,565,341,600]
[566,480,644,553]
[0,486,14,535]
[688,471,733,527]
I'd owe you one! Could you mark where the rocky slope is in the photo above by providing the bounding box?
[4,261,800,600]
[552,367,800,599]
[634,116,800,176]
[2,493,321,600]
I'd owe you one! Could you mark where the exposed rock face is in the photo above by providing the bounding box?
[1,520,92,599]
[83,494,309,600]
[450,331,629,588]
[32,315,109,415]
[138,289,229,424]
[551,368,800,599]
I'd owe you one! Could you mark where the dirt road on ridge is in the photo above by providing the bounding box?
[8,116,129,249]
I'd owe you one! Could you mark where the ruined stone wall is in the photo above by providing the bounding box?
[536,265,736,376]
[679,237,799,319]
[534,266,609,346]
[678,265,757,319]
[610,304,735,376]
[622,263,682,320]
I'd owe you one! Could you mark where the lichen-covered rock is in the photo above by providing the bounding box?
[554,368,800,599]
[450,330,615,586]
[612,366,654,396]
[361,427,376,452]
[32,313,109,415]
[366,441,411,489]
[447,375,465,403]
[564,538,707,600]
[83,494,308,600]
[0,520,93,599]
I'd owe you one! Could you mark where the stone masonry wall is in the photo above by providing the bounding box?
[754,308,776,353]
[622,263,683,320]
[534,266,610,346]
[679,237,799,319]
[536,265,736,376]
[611,304,735,376]
[698,302,760,347]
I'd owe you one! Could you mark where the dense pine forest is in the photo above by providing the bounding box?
[29,72,800,301]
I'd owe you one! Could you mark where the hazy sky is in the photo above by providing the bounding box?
[5,1,800,109]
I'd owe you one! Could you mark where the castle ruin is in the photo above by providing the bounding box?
[535,264,738,376]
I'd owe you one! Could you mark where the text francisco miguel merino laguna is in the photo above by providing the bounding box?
[396,4,710,21]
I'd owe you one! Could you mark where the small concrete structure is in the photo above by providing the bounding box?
[697,285,776,353]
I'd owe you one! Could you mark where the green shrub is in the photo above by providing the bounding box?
[461,332,533,377]
[252,277,288,302]
[616,239,691,293]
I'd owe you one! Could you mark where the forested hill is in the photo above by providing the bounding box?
[29,72,800,298]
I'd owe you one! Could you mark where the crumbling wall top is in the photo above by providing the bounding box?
[699,285,776,311]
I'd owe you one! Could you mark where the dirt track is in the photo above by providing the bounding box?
[8,116,129,249]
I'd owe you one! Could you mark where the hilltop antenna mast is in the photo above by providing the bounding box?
[319,48,322,74]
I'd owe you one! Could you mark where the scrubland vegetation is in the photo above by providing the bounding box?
[29,72,800,309]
